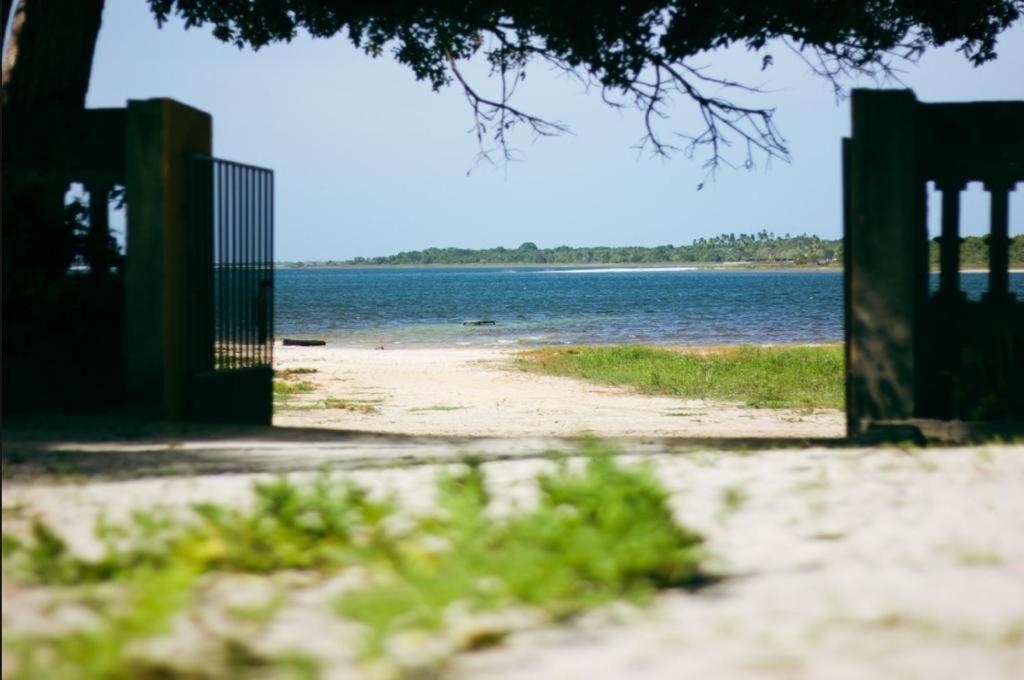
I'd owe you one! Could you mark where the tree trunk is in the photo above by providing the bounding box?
[2,0,109,412]
[2,0,106,281]
[3,0,104,111]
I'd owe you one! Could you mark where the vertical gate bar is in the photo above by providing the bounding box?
[261,170,266,363]
[246,166,253,366]
[268,168,272,360]
[231,164,239,366]
[258,168,266,360]
[226,162,232,364]
[238,164,244,365]
[244,164,250,364]
[227,163,233,367]
[265,170,271,363]
[208,161,214,368]
[225,163,231,364]
[239,165,246,367]
[258,170,266,360]
[225,163,233,367]
[214,162,219,367]
[236,164,242,366]
[249,167,256,365]
[262,168,266,360]
[243,165,250,366]
[269,169,275,368]
[243,166,249,366]
[242,165,249,367]
[217,161,225,366]
[219,163,223,365]
[224,163,231,367]
[260,170,266,363]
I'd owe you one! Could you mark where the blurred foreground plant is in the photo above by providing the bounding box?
[3,442,707,678]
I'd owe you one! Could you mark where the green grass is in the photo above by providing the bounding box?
[274,368,319,405]
[408,404,464,412]
[519,344,844,409]
[322,396,382,414]
[274,367,318,379]
[3,442,708,677]
[273,379,316,397]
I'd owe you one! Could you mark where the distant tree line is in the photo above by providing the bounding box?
[941,235,1024,269]
[286,232,1023,268]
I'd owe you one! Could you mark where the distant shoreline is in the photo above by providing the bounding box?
[276,261,843,271]
[275,262,1024,273]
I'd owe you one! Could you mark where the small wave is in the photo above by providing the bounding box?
[536,266,697,274]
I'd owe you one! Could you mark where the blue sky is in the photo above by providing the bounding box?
[83,0,1024,261]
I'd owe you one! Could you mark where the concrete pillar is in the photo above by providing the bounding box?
[844,90,928,435]
[983,180,1013,303]
[123,98,212,418]
[934,178,965,302]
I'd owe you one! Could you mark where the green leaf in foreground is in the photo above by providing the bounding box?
[337,444,707,656]
[4,443,708,675]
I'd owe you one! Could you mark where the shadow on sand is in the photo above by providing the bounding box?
[5,413,1020,483]
[3,412,858,482]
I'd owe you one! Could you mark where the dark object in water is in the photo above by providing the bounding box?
[282,338,327,346]
[463,320,496,326]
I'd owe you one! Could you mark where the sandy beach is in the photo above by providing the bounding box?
[5,445,1023,679]
[5,344,1022,678]
[272,345,845,439]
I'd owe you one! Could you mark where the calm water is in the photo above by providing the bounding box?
[275,267,1024,347]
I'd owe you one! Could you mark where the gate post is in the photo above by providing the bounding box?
[123,99,212,419]
[844,90,929,435]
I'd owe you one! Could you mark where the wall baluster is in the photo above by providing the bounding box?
[983,179,1013,303]
[934,178,965,301]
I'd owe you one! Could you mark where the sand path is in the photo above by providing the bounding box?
[272,346,844,438]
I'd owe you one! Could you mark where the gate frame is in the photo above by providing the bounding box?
[843,89,1024,436]
[186,155,275,425]
[123,98,274,423]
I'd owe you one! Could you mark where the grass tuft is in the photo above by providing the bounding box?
[322,397,382,414]
[273,380,316,398]
[518,344,843,409]
[274,367,318,379]
[408,404,464,412]
[337,443,707,658]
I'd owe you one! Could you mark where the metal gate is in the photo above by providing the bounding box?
[187,155,274,423]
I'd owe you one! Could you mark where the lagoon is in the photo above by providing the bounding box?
[275,268,1024,347]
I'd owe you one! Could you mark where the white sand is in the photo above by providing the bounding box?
[272,345,844,439]
[4,446,1023,678]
